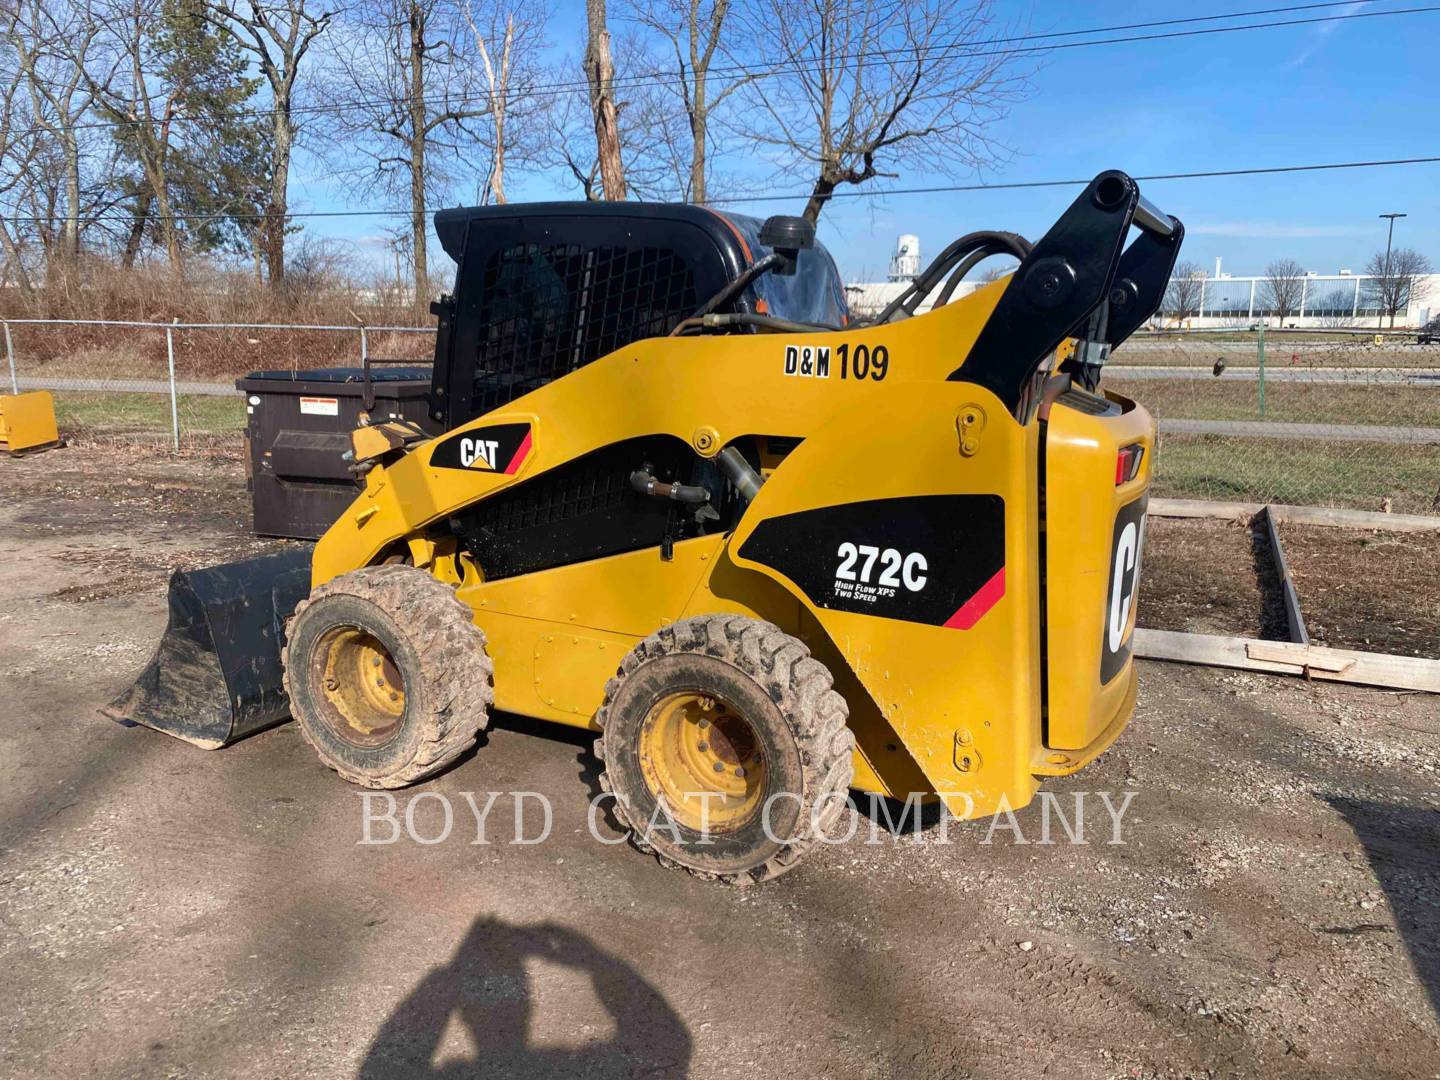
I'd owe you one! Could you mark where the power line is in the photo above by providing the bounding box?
[10,2,1436,139]
[716,156,1440,206]
[8,155,1439,226]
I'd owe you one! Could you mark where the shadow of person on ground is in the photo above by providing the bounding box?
[1324,795,1440,1018]
[359,917,692,1079]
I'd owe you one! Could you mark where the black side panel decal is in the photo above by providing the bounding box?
[1100,496,1148,684]
[430,422,532,473]
[738,495,1006,628]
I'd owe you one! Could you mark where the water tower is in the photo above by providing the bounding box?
[889,234,921,282]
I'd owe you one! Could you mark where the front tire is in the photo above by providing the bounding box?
[282,565,493,788]
[595,615,853,884]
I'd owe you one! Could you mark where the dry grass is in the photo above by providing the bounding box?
[0,251,440,379]
[1106,377,1440,428]
[1113,335,1440,369]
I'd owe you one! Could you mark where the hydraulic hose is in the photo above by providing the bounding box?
[870,230,1032,325]
[716,446,764,503]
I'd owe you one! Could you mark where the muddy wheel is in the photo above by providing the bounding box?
[595,615,853,884]
[282,565,493,789]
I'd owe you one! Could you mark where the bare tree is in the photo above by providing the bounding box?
[209,0,334,289]
[539,38,683,201]
[626,0,746,203]
[326,0,489,309]
[738,0,1027,224]
[1260,258,1305,327]
[541,86,601,199]
[0,13,41,297]
[1363,248,1433,328]
[1314,286,1357,328]
[80,0,185,265]
[1163,261,1205,324]
[10,0,102,274]
[583,0,625,199]
[464,0,546,205]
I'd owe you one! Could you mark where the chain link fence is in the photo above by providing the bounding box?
[3,318,435,451]
[4,319,1437,515]
[1107,328,1440,515]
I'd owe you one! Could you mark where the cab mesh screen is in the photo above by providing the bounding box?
[470,242,699,414]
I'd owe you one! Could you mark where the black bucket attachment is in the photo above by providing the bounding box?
[103,548,313,748]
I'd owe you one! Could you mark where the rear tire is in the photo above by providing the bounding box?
[595,615,853,885]
[282,565,493,788]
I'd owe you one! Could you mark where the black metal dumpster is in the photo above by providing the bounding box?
[237,367,441,539]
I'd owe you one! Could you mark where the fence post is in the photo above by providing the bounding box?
[166,318,180,450]
[351,312,375,412]
[1256,323,1266,417]
[3,320,15,394]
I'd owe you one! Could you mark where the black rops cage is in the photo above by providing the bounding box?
[427,202,848,430]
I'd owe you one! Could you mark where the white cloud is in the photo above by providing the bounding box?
[1284,1,1368,70]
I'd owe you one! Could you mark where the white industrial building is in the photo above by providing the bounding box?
[847,235,1437,328]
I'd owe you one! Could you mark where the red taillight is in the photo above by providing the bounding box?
[1115,443,1144,485]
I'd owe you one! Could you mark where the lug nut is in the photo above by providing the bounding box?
[697,742,709,753]
[372,657,381,667]
[698,718,709,729]
[389,692,399,702]
[324,678,338,691]
[734,767,745,778]
[712,762,725,773]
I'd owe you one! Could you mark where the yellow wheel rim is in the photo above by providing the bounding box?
[311,626,406,748]
[637,691,766,833]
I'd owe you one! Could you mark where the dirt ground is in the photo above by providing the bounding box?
[1141,515,1440,657]
[2,446,1439,1079]
[1283,525,1440,658]
[1140,517,1276,640]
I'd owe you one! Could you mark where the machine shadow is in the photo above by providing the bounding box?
[358,917,692,1079]
[1323,795,1440,1018]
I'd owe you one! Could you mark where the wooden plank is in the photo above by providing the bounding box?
[1147,498,1440,533]
[1260,506,1309,645]
[1270,504,1440,532]
[1133,628,1440,693]
[1134,629,1303,675]
[1147,498,1259,522]
[1245,641,1351,674]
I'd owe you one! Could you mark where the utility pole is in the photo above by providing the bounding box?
[1378,212,1406,328]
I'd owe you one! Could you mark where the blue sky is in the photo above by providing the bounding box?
[294,1,1439,281]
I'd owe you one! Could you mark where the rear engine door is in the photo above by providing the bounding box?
[1043,386,1154,750]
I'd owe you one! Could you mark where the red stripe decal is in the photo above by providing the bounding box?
[943,568,1006,630]
[504,431,532,474]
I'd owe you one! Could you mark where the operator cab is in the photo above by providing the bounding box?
[428,202,848,430]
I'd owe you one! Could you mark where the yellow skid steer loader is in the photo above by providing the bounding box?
[107,170,1182,883]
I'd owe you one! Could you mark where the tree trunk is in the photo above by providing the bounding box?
[489,102,506,203]
[408,0,429,312]
[61,129,82,265]
[122,189,153,269]
[0,223,35,299]
[144,161,182,268]
[264,106,293,288]
[689,91,707,203]
[802,174,836,225]
[584,0,626,201]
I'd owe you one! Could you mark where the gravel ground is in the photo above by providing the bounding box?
[1,446,1438,1079]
